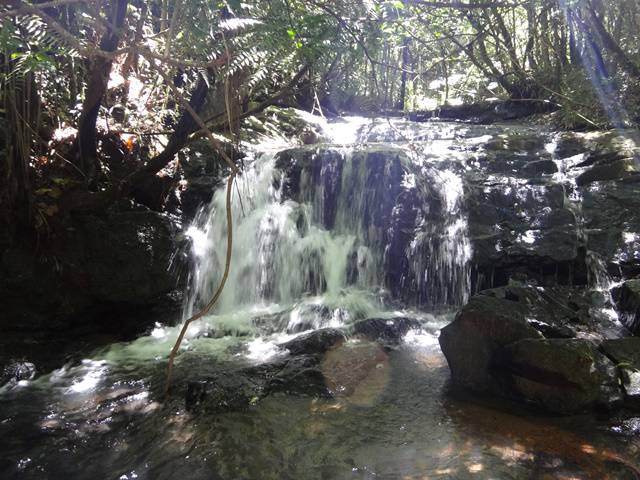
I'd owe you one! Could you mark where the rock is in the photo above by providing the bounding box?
[180,139,242,218]
[439,291,543,393]
[503,338,622,413]
[522,159,558,176]
[186,354,330,412]
[1,361,36,386]
[411,100,556,124]
[612,280,640,334]
[266,354,330,397]
[185,373,263,412]
[576,158,638,186]
[320,341,389,403]
[581,181,640,277]
[280,328,346,355]
[439,285,626,412]
[601,338,640,409]
[0,206,185,340]
[352,317,421,345]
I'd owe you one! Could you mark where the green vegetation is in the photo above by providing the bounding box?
[2,0,640,228]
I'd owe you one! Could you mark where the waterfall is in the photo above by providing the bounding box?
[184,119,473,330]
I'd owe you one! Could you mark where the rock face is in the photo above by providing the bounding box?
[439,285,628,414]
[613,280,640,334]
[504,339,621,413]
[0,206,185,340]
[601,338,640,409]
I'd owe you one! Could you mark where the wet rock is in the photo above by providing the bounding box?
[1,361,36,386]
[581,180,640,278]
[439,291,543,392]
[279,328,346,355]
[353,317,421,345]
[576,158,639,186]
[503,338,622,413]
[186,354,331,412]
[612,280,640,334]
[266,354,330,397]
[466,177,584,289]
[522,159,558,176]
[601,338,640,409]
[439,285,626,412]
[185,373,263,412]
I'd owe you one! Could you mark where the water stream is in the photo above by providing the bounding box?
[1,116,639,479]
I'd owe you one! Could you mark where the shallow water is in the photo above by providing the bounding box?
[1,316,639,480]
[2,116,640,479]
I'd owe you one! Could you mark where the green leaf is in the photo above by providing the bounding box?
[287,28,296,39]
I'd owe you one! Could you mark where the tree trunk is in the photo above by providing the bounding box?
[74,0,129,186]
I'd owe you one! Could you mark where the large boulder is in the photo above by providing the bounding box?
[439,290,543,393]
[503,338,621,413]
[439,285,626,413]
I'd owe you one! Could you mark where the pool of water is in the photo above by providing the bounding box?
[1,312,639,480]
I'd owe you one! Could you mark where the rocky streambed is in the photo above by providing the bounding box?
[2,111,640,478]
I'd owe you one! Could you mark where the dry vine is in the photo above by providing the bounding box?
[145,57,241,396]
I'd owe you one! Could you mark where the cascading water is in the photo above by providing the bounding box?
[183,118,474,337]
[2,115,638,480]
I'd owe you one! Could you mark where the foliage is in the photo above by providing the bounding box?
[1,0,640,226]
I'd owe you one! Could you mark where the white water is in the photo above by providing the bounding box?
[182,117,475,342]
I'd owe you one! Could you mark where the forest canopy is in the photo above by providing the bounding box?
[2,0,640,230]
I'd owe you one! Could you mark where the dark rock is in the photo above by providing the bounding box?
[612,280,640,334]
[1,361,36,386]
[353,317,421,345]
[186,354,330,412]
[0,206,185,339]
[522,159,558,176]
[439,292,542,392]
[601,337,640,409]
[503,338,622,413]
[280,328,346,355]
[576,158,638,186]
[581,181,640,277]
[185,372,264,412]
[266,354,330,397]
[411,100,556,124]
[439,285,626,412]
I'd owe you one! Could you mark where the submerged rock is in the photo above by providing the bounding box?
[352,317,421,346]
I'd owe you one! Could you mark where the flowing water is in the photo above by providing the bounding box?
[1,116,639,479]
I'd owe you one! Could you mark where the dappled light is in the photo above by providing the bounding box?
[3,0,640,478]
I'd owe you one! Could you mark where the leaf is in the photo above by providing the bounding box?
[286,29,296,40]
